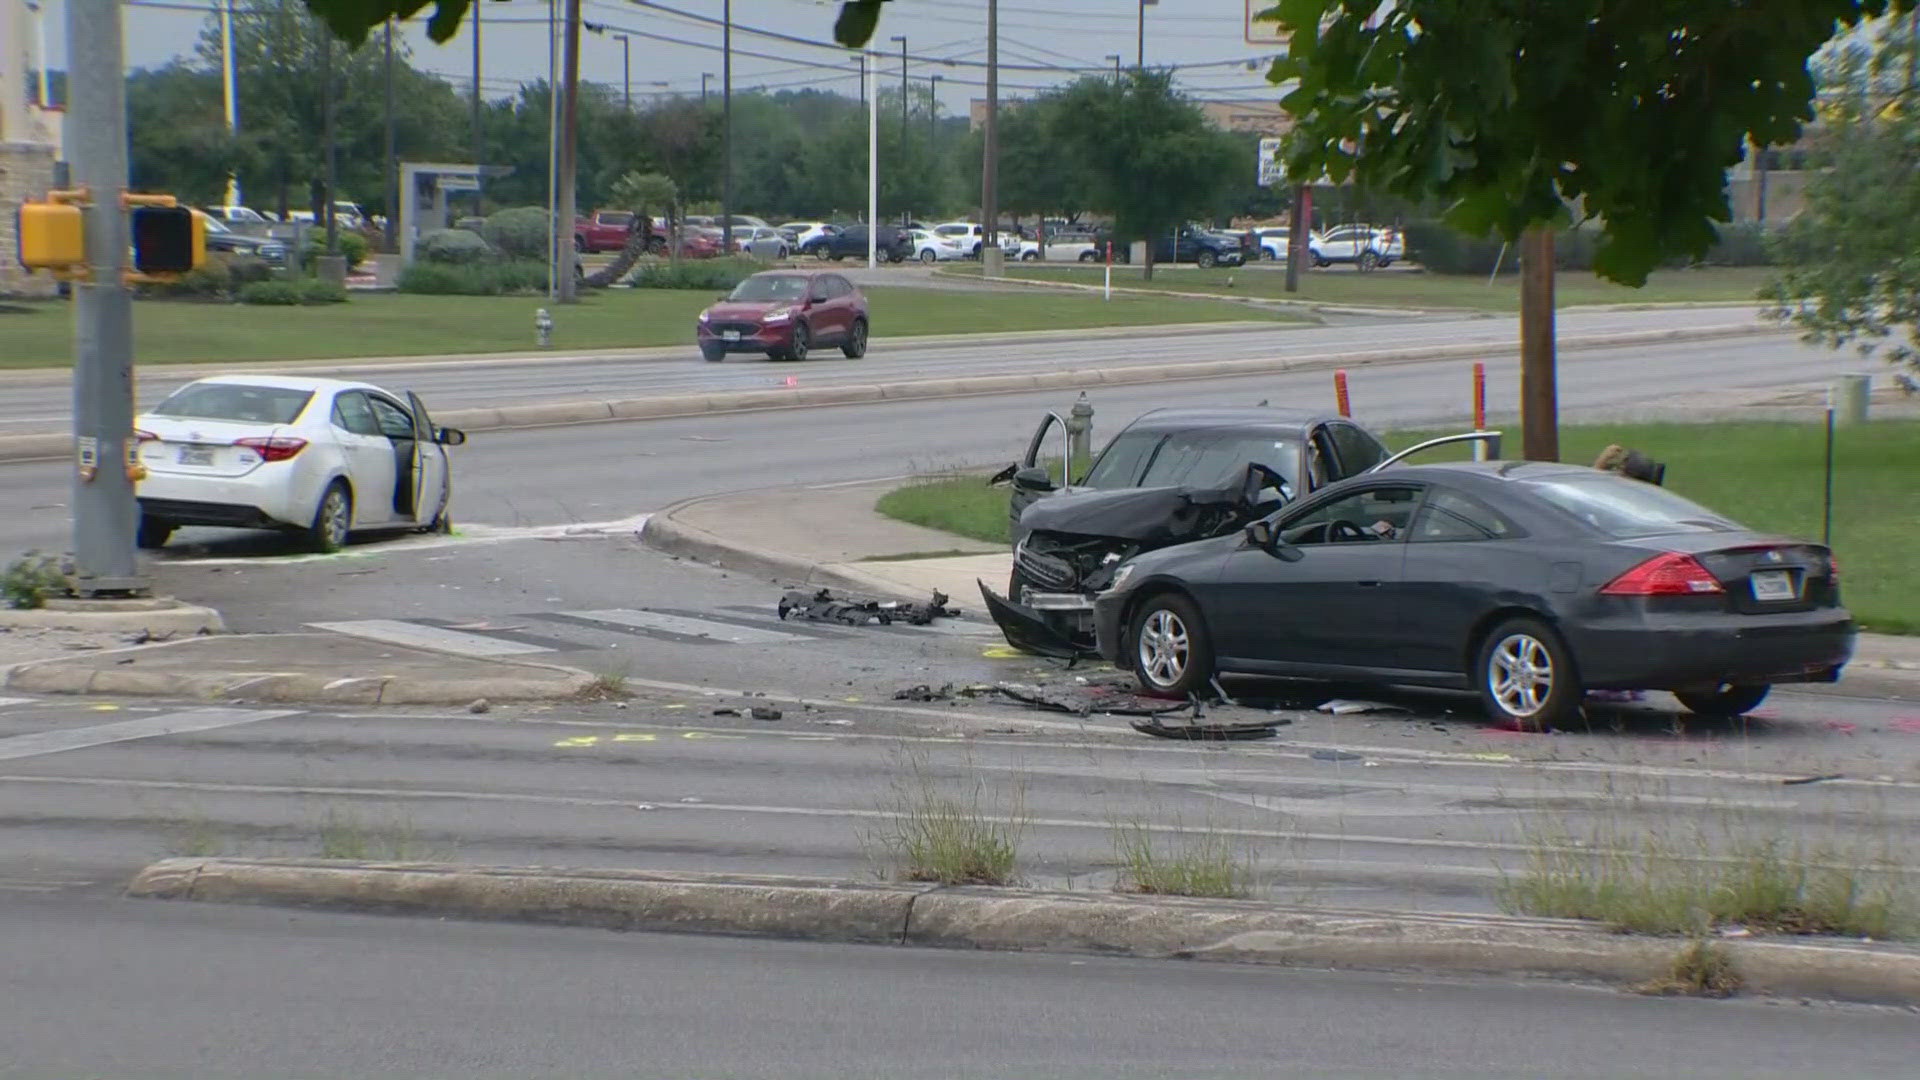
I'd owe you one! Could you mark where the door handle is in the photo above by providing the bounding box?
[1357,580,1382,588]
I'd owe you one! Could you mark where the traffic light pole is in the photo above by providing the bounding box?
[66,0,145,595]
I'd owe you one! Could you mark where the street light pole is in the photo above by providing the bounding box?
[218,0,239,206]
[384,17,396,254]
[866,52,877,269]
[701,72,711,101]
[981,0,1001,277]
[66,0,143,595]
[892,34,907,148]
[722,0,734,254]
[614,33,630,109]
[557,0,582,302]
[1137,0,1149,69]
[929,73,940,141]
[322,29,337,254]
[472,0,484,211]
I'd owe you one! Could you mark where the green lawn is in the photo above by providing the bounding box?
[879,420,1918,634]
[970,264,1776,313]
[0,285,1303,369]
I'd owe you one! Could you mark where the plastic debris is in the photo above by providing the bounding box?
[778,587,962,627]
[750,706,783,721]
[1310,749,1365,762]
[1316,699,1409,715]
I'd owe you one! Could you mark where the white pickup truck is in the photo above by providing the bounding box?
[1015,233,1110,262]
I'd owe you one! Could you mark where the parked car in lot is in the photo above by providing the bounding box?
[133,376,467,553]
[195,211,288,267]
[1015,230,1111,262]
[982,406,1425,657]
[1309,224,1403,269]
[907,228,968,263]
[732,226,792,259]
[695,270,870,362]
[575,210,641,254]
[1150,225,1246,268]
[1093,460,1853,727]
[1252,227,1292,260]
[801,224,910,263]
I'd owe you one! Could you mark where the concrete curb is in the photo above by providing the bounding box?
[126,858,1920,1005]
[0,601,225,635]
[0,324,1778,464]
[639,504,921,601]
[1,635,594,704]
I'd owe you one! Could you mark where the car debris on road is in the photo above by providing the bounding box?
[777,588,962,627]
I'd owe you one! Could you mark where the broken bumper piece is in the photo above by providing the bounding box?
[778,587,961,626]
[978,579,1099,660]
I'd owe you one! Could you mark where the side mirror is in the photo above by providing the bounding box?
[435,427,467,446]
[1012,465,1055,491]
[1244,520,1274,548]
[1244,520,1304,562]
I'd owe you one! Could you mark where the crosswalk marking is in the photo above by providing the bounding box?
[0,698,36,709]
[0,707,295,762]
[555,609,809,646]
[308,619,556,657]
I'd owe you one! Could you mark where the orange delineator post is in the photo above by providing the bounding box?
[1334,369,1351,417]
[1473,361,1487,429]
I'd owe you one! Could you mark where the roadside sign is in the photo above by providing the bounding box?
[1246,0,1286,45]
[1257,137,1285,187]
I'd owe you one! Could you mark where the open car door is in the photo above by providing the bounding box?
[406,391,451,529]
[988,410,1074,536]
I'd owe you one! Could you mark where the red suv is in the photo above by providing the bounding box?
[696,270,870,362]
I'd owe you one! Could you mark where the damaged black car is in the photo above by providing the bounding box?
[979,406,1491,657]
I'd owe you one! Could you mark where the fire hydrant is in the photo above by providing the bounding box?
[535,308,554,349]
[1066,391,1094,475]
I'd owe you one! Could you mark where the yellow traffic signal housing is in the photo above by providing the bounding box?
[130,204,205,274]
[15,202,86,270]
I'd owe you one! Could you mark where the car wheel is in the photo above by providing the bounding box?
[573,236,586,253]
[1672,684,1772,717]
[307,480,353,554]
[136,516,174,551]
[841,318,868,359]
[919,249,937,264]
[700,342,727,363]
[1196,250,1217,269]
[830,252,845,262]
[1358,250,1380,272]
[1021,251,1038,261]
[1129,592,1213,698]
[1377,258,1394,268]
[812,246,831,261]
[1313,257,1331,268]
[1475,617,1579,730]
[786,323,811,361]
[1078,251,1097,262]
[777,246,789,259]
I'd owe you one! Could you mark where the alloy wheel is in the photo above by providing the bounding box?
[1488,633,1554,719]
[319,487,351,550]
[1136,608,1190,690]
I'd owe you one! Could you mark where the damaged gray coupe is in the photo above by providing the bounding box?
[980,406,1488,657]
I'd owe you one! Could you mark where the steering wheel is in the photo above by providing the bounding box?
[1329,520,1370,543]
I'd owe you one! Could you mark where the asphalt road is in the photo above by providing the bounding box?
[6,891,1916,1080]
[0,305,1776,434]
[0,331,1856,555]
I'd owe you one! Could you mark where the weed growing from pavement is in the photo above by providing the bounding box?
[1,551,73,609]
[577,663,634,702]
[1632,937,1744,998]
[167,814,231,858]
[316,808,450,861]
[864,748,1027,886]
[1111,814,1257,899]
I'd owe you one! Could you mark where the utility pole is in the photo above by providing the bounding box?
[546,0,558,298]
[981,0,1001,277]
[1519,225,1558,461]
[557,0,582,302]
[892,34,908,147]
[1107,53,1120,81]
[66,0,143,595]
[1138,0,1153,69]
[472,0,484,212]
[865,53,877,268]
[322,29,337,253]
[218,0,239,206]
[701,72,711,101]
[722,0,733,254]
[384,18,396,254]
[614,33,630,109]
[929,73,940,141]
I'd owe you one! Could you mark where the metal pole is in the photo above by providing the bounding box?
[981,0,1000,276]
[894,35,908,147]
[557,0,582,302]
[1285,183,1304,292]
[722,0,733,254]
[1136,0,1144,68]
[28,0,51,109]
[866,54,877,269]
[472,0,484,212]
[701,72,711,101]
[66,0,144,595]
[322,30,337,254]
[383,19,396,254]
[218,0,239,206]
[1822,393,1835,547]
[929,74,940,141]
[1519,225,1558,461]
[620,35,631,109]
[547,0,558,298]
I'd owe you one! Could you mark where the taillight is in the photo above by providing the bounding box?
[134,429,158,442]
[235,436,307,462]
[1599,552,1724,596]
[1828,553,1840,581]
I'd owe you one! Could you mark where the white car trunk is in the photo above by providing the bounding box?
[136,417,282,479]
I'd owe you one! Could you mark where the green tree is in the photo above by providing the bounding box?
[1048,72,1242,279]
[127,64,247,204]
[963,91,1089,229]
[587,171,678,287]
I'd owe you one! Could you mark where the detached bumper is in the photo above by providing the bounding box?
[979,580,1097,660]
[1568,612,1857,690]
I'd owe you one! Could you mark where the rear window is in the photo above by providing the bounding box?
[1522,473,1739,538]
[151,383,313,425]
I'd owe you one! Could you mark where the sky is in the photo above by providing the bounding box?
[29,0,1291,112]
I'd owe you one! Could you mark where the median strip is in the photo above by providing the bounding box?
[0,323,1778,463]
[127,857,1920,1005]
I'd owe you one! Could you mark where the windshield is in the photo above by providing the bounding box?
[1138,431,1301,490]
[200,215,230,234]
[151,383,313,424]
[727,275,810,303]
[1523,473,1740,538]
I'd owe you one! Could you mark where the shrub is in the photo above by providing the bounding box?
[419,228,493,265]
[483,206,552,260]
[140,254,274,301]
[239,279,347,306]
[628,257,760,291]
[299,227,369,271]
[1402,220,1514,275]
[396,259,550,296]
[3,551,74,610]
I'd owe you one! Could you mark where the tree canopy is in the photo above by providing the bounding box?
[1262,0,1914,285]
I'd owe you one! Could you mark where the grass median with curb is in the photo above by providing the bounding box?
[876,420,1920,633]
[0,286,1306,368]
[964,265,1775,312]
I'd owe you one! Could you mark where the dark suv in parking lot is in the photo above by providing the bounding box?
[801,224,910,263]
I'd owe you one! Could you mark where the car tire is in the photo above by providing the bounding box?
[1078,251,1097,262]
[1673,684,1772,717]
[573,236,586,253]
[777,246,790,260]
[700,343,727,362]
[786,323,811,361]
[307,480,353,554]
[1021,251,1038,261]
[136,516,174,551]
[1129,592,1213,697]
[812,246,831,261]
[1474,617,1580,730]
[919,249,937,264]
[1377,258,1394,269]
[841,318,868,359]
[1358,250,1380,272]
[1196,250,1217,269]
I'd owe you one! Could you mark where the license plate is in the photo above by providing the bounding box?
[1750,569,1796,602]
[722,330,741,342]
[176,445,215,466]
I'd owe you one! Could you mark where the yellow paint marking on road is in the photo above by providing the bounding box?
[682,731,746,741]
[1471,753,1516,762]
[89,704,122,712]
[554,735,601,748]
[981,646,1023,659]
[662,704,688,710]
[613,732,659,742]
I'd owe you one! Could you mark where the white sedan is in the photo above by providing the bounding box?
[908,229,968,263]
[134,375,467,552]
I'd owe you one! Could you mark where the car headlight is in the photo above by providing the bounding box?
[698,311,711,322]
[763,307,794,323]
[1107,564,1137,592]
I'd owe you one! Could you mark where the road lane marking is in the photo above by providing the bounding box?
[0,708,296,762]
[554,609,808,646]
[0,698,36,709]
[308,619,555,657]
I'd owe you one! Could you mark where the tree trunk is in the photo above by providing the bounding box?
[1142,236,1156,282]
[584,203,651,288]
[1519,226,1559,461]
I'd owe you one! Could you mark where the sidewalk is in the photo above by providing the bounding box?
[642,479,1920,687]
